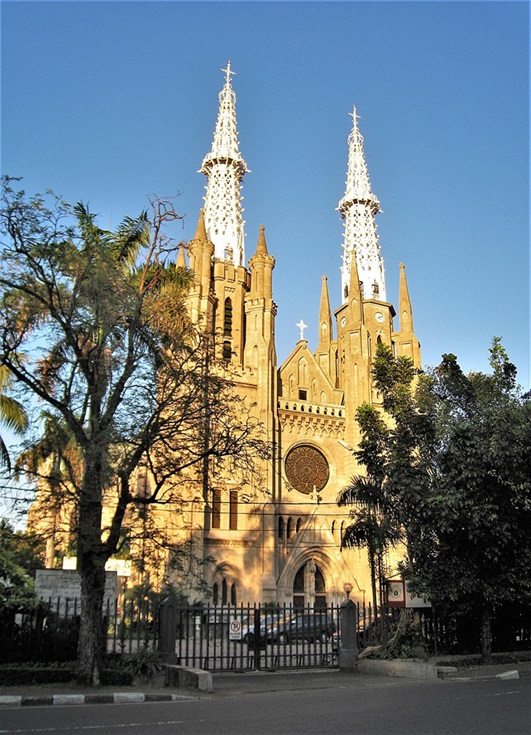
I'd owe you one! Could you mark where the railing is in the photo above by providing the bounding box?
[0,596,159,664]
[169,604,341,672]
[1,599,529,666]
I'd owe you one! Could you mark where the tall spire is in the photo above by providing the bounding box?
[200,62,248,267]
[398,262,414,333]
[318,275,333,348]
[338,106,386,304]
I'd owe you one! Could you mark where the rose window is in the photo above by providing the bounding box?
[284,445,329,495]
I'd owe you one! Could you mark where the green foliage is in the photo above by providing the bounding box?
[120,647,164,680]
[0,365,28,470]
[357,339,531,661]
[0,520,44,611]
[0,177,194,683]
[0,662,77,686]
[338,397,404,614]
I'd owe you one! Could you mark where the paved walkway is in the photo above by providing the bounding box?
[1,657,530,707]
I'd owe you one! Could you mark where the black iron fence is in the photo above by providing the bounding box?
[0,596,159,664]
[1,598,529,667]
[166,604,341,671]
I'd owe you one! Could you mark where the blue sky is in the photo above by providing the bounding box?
[1,1,529,387]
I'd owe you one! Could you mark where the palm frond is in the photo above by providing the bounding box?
[113,213,150,265]
[0,436,12,470]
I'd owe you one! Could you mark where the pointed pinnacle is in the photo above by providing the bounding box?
[176,242,187,268]
[194,209,208,242]
[399,262,414,333]
[256,225,268,255]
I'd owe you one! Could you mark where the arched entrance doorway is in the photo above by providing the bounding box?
[293,559,327,609]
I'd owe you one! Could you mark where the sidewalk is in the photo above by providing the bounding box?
[1,656,530,707]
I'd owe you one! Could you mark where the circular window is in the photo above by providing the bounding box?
[285,445,329,495]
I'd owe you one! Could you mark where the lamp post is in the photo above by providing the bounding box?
[343,581,353,600]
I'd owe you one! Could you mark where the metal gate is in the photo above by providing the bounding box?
[172,604,340,672]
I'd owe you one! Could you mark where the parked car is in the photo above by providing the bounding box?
[239,612,283,644]
[268,613,336,644]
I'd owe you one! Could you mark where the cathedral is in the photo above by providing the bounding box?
[30,63,421,610]
[170,63,421,609]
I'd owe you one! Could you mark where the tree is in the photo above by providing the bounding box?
[356,340,531,661]
[0,364,28,470]
[338,404,403,619]
[0,178,269,683]
[408,341,531,660]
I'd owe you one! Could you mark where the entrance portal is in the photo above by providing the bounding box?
[293,560,326,609]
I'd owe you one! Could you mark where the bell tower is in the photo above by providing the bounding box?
[198,62,251,364]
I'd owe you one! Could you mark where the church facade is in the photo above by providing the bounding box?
[169,63,421,609]
[28,63,421,610]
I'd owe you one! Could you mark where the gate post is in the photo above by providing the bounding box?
[158,598,178,664]
[252,607,262,669]
[338,599,358,671]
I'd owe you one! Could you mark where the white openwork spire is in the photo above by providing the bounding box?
[200,62,248,266]
[338,107,386,303]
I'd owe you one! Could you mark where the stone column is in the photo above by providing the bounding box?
[338,598,358,671]
[158,598,178,664]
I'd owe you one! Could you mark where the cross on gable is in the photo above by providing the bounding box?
[296,319,308,341]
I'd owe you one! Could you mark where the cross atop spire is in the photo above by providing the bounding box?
[348,105,361,129]
[221,61,236,84]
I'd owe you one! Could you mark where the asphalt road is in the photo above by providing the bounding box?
[0,676,529,735]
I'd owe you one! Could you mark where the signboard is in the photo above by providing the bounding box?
[387,580,405,607]
[104,559,132,577]
[386,579,431,609]
[35,569,117,614]
[405,586,431,609]
[63,557,131,577]
[229,618,242,641]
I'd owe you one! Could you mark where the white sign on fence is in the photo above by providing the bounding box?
[229,618,242,641]
[35,569,117,614]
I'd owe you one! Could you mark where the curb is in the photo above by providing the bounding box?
[357,658,437,679]
[0,692,195,707]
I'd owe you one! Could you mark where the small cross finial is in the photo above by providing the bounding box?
[348,106,361,129]
[296,319,308,341]
[221,61,236,85]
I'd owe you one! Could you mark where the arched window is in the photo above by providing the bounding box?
[331,520,336,536]
[223,298,233,336]
[231,583,237,606]
[223,341,232,361]
[286,517,293,540]
[278,516,285,541]
[212,582,219,606]
[294,566,304,594]
[222,579,228,605]
[296,518,302,533]
[212,488,221,529]
[229,490,238,530]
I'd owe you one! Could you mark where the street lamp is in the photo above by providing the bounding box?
[343,582,353,599]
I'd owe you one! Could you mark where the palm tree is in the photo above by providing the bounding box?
[338,475,402,624]
[0,365,28,470]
